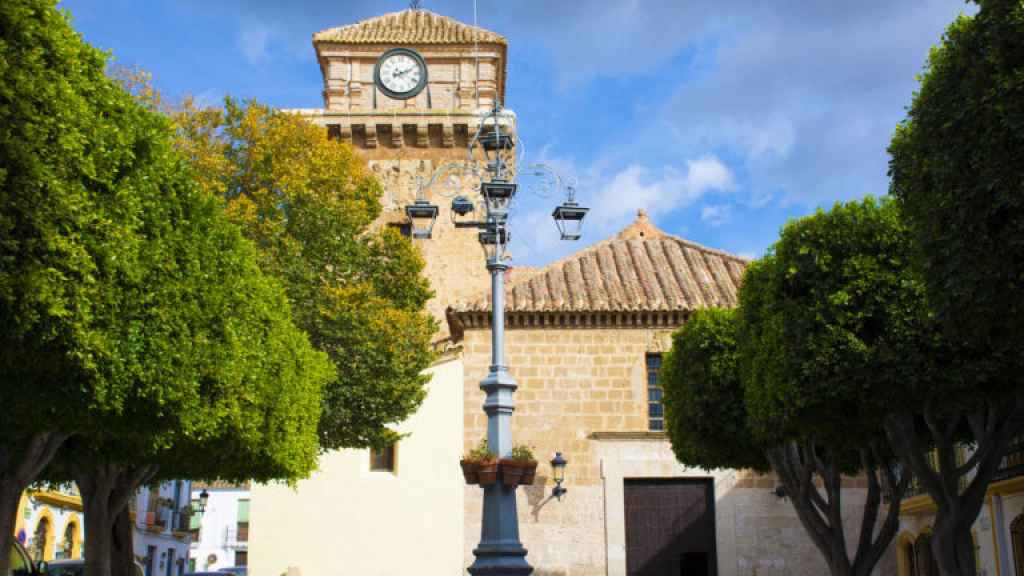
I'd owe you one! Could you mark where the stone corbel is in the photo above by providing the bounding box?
[441,124,455,148]
[364,124,378,148]
[389,125,403,148]
[416,123,429,148]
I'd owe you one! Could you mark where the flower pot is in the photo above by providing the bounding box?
[519,460,538,485]
[478,459,499,486]
[460,459,480,485]
[500,459,524,487]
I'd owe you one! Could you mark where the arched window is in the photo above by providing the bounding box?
[1012,514,1024,576]
[61,521,77,559]
[915,532,937,576]
[32,517,50,563]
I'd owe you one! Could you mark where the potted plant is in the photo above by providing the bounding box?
[461,439,498,486]
[500,445,538,487]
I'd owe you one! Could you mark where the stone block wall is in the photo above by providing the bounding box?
[460,325,897,576]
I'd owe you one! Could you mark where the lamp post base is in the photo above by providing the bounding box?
[468,543,533,576]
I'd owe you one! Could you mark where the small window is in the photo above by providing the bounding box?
[646,354,664,431]
[236,499,249,542]
[370,444,396,472]
[234,550,248,567]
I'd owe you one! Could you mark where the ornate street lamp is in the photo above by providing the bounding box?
[418,105,588,576]
[552,186,589,241]
[550,452,568,501]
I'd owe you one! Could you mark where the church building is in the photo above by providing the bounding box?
[248,9,895,576]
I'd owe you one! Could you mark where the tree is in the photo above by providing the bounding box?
[0,3,331,575]
[171,98,437,450]
[664,308,906,576]
[888,1,1024,573]
[664,198,918,576]
[0,0,143,569]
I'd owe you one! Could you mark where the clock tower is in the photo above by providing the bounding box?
[296,9,511,328]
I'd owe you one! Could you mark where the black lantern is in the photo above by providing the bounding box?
[451,195,475,217]
[405,198,439,239]
[476,107,516,179]
[481,180,517,213]
[197,489,210,514]
[552,201,588,241]
[550,452,568,501]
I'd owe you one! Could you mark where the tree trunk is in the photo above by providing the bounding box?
[111,507,135,576]
[885,395,1024,576]
[767,440,908,576]
[0,482,22,575]
[0,433,70,574]
[77,463,159,576]
[79,468,117,576]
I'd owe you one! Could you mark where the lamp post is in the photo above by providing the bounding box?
[407,105,587,576]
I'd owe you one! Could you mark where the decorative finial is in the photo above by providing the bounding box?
[637,208,649,221]
[409,0,423,10]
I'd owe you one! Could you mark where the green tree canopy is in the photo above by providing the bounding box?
[887,1,1024,572]
[172,98,437,450]
[738,197,925,451]
[664,199,914,576]
[889,0,1024,389]
[0,3,331,576]
[662,308,767,473]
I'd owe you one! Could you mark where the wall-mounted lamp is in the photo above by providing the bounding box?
[197,489,210,514]
[551,452,568,501]
[405,198,439,239]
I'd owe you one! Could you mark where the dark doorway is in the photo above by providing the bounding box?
[624,478,717,576]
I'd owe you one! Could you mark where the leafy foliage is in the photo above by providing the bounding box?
[171,98,436,450]
[509,445,535,462]
[888,0,1024,393]
[466,438,495,462]
[0,2,332,574]
[738,197,928,453]
[662,308,768,472]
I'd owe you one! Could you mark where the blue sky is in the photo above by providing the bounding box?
[60,0,973,264]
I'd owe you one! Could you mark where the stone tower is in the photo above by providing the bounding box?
[297,9,511,329]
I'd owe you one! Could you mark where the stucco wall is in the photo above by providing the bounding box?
[248,356,464,576]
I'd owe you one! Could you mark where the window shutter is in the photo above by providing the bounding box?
[237,500,250,523]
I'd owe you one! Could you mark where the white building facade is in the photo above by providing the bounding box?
[130,480,193,576]
[188,483,250,573]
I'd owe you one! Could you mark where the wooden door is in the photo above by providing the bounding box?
[624,479,717,576]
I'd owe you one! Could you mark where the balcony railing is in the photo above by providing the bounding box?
[224,525,249,549]
[172,511,192,533]
[992,435,1024,483]
[904,436,1024,499]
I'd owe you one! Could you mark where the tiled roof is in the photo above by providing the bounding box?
[313,10,507,46]
[448,211,749,314]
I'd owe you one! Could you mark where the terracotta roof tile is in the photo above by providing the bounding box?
[449,211,750,314]
[313,10,506,46]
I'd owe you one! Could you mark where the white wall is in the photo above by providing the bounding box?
[249,355,465,576]
[189,487,250,571]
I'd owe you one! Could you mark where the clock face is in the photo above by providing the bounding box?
[374,48,428,100]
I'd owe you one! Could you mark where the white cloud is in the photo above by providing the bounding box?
[237,23,274,65]
[509,154,734,264]
[700,204,730,227]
